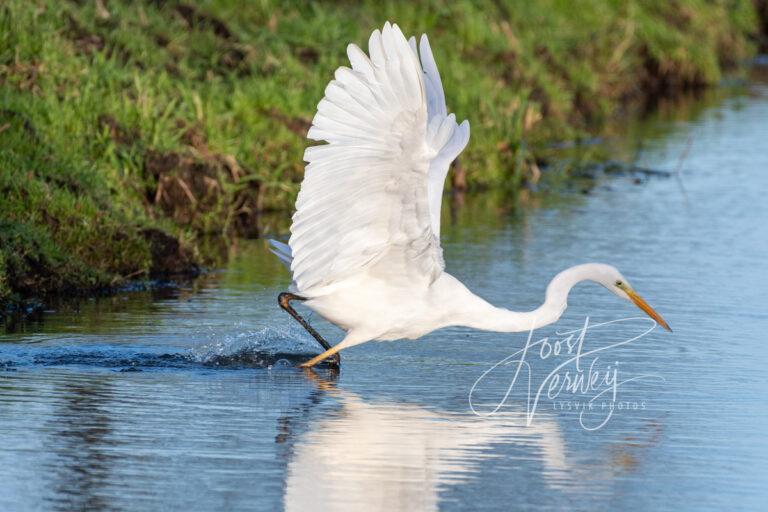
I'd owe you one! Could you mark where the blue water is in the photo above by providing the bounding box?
[1,74,767,510]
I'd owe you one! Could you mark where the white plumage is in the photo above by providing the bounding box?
[290,23,468,294]
[271,22,669,367]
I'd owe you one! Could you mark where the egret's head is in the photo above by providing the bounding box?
[595,266,671,332]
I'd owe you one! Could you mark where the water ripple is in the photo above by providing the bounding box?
[0,326,326,371]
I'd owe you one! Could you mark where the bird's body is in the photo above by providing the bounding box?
[301,273,496,342]
[271,22,670,367]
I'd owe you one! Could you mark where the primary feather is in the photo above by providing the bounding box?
[288,22,470,297]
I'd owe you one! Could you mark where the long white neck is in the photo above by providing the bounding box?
[450,264,610,333]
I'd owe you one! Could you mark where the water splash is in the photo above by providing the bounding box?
[191,324,323,367]
[0,325,325,371]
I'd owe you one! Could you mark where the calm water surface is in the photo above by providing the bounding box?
[2,75,767,510]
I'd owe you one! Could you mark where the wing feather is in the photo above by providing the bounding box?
[288,23,470,294]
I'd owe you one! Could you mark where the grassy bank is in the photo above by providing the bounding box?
[0,0,760,311]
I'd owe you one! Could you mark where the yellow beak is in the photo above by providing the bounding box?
[625,288,672,332]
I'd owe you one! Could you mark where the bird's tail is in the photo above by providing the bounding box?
[268,239,293,271]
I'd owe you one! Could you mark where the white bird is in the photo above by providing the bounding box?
[270,22,670,368]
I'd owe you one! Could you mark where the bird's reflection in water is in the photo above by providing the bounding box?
[281,371,573,512]
[43,374,118,512]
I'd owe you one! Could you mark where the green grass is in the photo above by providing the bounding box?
[0,0,759,309]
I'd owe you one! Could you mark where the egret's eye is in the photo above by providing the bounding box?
[615,280,623,287]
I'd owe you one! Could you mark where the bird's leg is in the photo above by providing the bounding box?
[299,342,345,369]
[278,292,340,368]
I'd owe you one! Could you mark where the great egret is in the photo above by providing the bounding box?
[270,22,670,368]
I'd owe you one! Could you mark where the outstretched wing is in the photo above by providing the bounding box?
[412,35,470,237]
[288,22,470,294]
